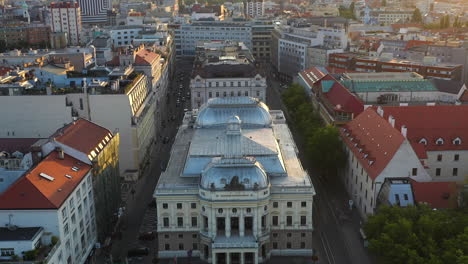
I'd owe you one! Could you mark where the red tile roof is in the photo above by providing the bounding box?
[411,180,457,209]
[0,138,41,154]
[341,108,405,180]
[135,49,160,66]
[405,40,432,50]
[53,119,112,156]
[0,151,91,209]
[298,67,327,88]
[323,79,364,116]
[379,105,468,152]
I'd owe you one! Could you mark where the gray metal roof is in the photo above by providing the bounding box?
[200,157,268,190]
[196,97,272,127]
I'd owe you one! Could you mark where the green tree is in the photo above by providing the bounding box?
[350,2,355,13]
[412,8,422,23]
[365,205,468,264]
[306,125,347,177]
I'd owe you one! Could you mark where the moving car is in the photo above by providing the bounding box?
[127,247,149,257]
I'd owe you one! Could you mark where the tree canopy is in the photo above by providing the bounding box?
[282,83,347,177]
[412,8,422,23]
[365,205,468,264]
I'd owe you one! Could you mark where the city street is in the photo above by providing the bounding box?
[102,59,194,264]
[264,63,374,264]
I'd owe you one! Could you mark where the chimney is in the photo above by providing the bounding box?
[56,147,64,160]
[401,125,407,138]
[388,115,395,127]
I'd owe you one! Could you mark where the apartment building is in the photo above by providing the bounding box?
[49,1,82,46]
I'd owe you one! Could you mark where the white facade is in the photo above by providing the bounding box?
[191,75,267,109]
[50,2,83,46]
[175,23,252,56]
[245,1,264,18]
[0,172,97,264]
[0,75,156,180]
[110,26,143,47]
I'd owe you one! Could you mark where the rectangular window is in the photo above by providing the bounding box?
[223,91,227,97]
[412,168,417,176]
[216,92,219,97]
[177,217,183,227]
[192,243,198,250]
[177,203,182,209]
[191,203,197,209]
[79,98,83,110]
[244,91,248,96]
[301,242,306,249]
[436,168,441,176]
[178,243,184,250]
[273,242,278,249]
[273,202,278,208]
[287,202,292,208]
[286,216,292,226]
[437,154,442,161]
[197,92,200,97]
[0,248,14,256]
[256,91,260,97]
[163,217,169,227]
[453,168,458,176]
[64,223,69,235]
[272,216,278,226]
[301,201,306,207]
[300,216,306,226]
[191,217,197,227]
[286,242,291,249]
[404,194,408,200]
[454,154,459,161]
[208,92,212,98]
[162,203,168,209]
[165,244,170,250]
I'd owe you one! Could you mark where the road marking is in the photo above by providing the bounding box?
[320,231,336,264]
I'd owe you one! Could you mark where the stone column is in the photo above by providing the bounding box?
[240,252,245,264]
[226,216,231,237]
[210,209,216,238]
[226,252,231,264]
[254,251,258,264]
[253,214,258,238]
[240,214,245,237]
[212,252,216,264]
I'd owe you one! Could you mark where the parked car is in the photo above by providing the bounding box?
[127,247,149,257]
[138,232,156,241]
[163,137,169,144]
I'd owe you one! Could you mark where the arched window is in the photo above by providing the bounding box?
[436,138,444,145]
[419,138,427,145]
[453,137,462,145]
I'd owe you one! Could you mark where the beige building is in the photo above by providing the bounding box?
[49,1,83,46]
[154,97,315,263]
[190,41,267,109]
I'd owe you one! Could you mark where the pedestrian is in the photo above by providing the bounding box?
[173,256,177,264]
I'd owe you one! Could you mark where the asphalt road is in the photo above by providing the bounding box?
[263,63,374,264]
[105,59,194,264]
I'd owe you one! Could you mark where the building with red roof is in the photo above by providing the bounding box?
[410,180,457,209]
[297,67,364,125]
[0,149,97,263]
[341,105,467,216]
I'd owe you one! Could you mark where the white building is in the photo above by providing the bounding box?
[0,150,97,264]
[154,97,315,263]
[49,1,83,46]
[245,1,264,18]
[110,25,143,47]
[174,22,252,56]
[190,41,266,109]
[0,68,156,180]
[340,105,468,217]
[271,24,348,79]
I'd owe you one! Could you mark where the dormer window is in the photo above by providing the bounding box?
[368,160,374,165]
[419,138,427,145]
[436,138,444,145]
[453,137,462,145]
[363,154,368,159]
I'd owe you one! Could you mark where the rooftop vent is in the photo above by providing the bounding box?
[71,166,80,171]
[65,174,72,179]
[39,172,55,181]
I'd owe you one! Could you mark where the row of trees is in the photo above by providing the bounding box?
[365,205,468,264]
[282,83,347,178]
